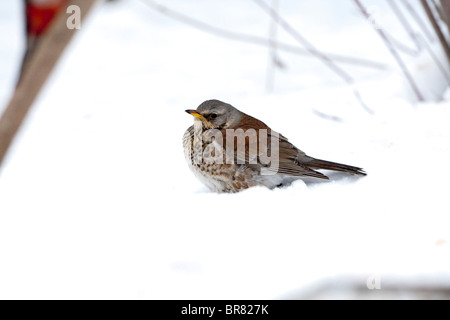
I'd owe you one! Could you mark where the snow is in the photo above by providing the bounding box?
[0,0,450,299]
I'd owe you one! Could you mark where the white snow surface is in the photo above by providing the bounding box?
[0,0,450,299]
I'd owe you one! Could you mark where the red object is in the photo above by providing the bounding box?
[25,0,67,37]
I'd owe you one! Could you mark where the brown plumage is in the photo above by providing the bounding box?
[183,100,366,193]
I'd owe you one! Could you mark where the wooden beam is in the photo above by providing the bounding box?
[0,0,98,169]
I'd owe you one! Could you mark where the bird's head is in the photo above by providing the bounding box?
[185,100,243,130]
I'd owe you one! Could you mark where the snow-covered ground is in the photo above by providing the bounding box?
[0,0,450,299]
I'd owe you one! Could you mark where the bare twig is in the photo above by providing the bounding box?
[420,33,450,84]
[363,4,420,56]
[389,0,450,85]
[421,0,450,63]
[384,32,421,56]
[387,0,422,50]
[312,109,344,123]
[266,0,280,92]
[432,0,446,22]
[254,0,353,83]
[140,0,387,71]
[354,0,425,101]
[253,0,373,113]
[0,0,98,169]
[401,0,436,43]
[440,0,450,26]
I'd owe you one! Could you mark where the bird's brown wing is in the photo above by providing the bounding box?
[263,132,329,179]
[222,113,329,179]
[235,113,364,178]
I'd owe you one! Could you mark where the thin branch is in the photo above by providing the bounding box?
[254,0,353,83]
[401,0,436,43]
[384,32,421,56]
[253,0,373,114]
[140,0,388,71]
[367,1,420,56]
[421,35,450,85]
[354,0,425,102]
[439,0,450,27]
[266,0,280,92]
[421,0,450,63]
[389,0,450,85]
[432,0,446,22]
[387,0,422,50]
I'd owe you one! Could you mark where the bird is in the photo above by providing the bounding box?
[183,100,366,193]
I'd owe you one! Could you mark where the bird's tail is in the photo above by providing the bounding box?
[308,158,367,176]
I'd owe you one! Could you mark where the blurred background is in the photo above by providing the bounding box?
[0,0,450,299]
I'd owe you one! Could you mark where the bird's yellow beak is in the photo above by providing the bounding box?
[185,110,206,121]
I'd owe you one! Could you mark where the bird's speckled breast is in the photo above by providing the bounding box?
[183,126,257,193]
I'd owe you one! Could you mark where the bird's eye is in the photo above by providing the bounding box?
[210,113,218,119]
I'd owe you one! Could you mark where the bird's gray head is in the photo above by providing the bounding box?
[185,100,243,129]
